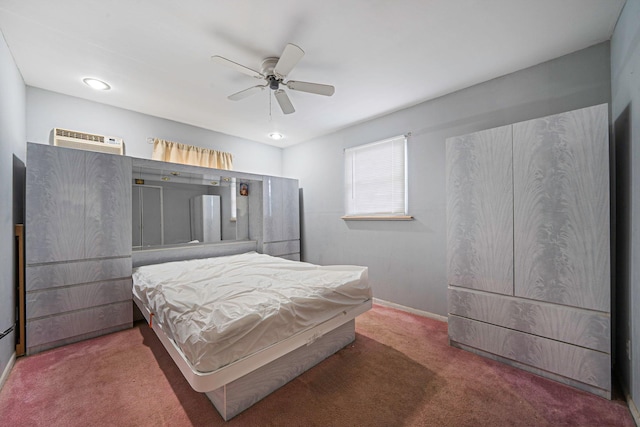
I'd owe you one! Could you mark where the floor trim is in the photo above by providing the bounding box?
[373,298,448,323]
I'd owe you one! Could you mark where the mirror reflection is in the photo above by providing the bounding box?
[132,164,256,249]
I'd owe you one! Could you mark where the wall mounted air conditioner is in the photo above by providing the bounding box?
[50,128,124,155]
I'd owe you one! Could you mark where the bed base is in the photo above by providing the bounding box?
[206,319,355,420]
[133,296,371,420]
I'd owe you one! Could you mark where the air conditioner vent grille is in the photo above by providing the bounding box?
[51,128,123,155]
[55,128,105,143]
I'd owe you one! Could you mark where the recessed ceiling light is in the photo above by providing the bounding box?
[83,78,111,91]
[269,132,284,140]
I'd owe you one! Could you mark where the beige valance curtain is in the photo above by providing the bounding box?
[152,138,233,170]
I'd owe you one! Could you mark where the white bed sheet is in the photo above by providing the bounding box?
[132,252,370,373]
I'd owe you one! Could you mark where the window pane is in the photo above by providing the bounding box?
[345,136,407,215]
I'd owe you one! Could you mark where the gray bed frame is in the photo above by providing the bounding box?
[132,242,371,420]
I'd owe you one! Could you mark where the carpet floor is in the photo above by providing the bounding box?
[0,304,634,426]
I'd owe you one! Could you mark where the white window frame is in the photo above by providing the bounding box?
[343,135,412,220]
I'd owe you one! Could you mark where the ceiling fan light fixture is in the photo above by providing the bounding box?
[268,76,280,90]
[83,78,111,91]
[269,132,284,140]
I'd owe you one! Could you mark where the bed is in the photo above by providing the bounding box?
[132,250,371,420]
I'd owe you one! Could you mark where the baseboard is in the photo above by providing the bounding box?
[623,386,639,426]
[373,298,448,323]
[0,352,16,392]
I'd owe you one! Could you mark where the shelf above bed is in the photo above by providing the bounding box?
[132,240,258,267]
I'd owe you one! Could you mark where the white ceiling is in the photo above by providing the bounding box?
[0,0,625,147]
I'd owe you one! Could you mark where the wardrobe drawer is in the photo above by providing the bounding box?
[26,257,131,291]
[448,287,610,352]
[26,278,132,319]
[27,301,132,349]
[448,315,610,391]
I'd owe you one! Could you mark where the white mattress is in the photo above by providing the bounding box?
[132,252,370,373]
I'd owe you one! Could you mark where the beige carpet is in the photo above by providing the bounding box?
[0,304,634,426]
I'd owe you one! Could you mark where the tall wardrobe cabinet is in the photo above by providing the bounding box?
[25,143,133,354]
[261,176,300,260]
[247,175,301,261]
[446,104,611,398]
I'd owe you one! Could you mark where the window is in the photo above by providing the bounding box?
[344,135,410,219]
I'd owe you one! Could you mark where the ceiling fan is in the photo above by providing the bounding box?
[211,44,335,114]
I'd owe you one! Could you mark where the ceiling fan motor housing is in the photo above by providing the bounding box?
[261,57,281,90]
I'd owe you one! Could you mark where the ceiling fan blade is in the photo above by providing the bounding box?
[211,55,263,79]
[228,84,267,101]
[274,44,304,78]
[286,80,335,96]
[274,89,295,114]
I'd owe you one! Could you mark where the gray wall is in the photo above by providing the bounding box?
[283,42,611,317]
[611,0,640,416]
[26,87,283,176]
[0,31,26,381]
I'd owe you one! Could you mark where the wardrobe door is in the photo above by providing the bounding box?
[262,176,300,259]
[85,152,132,258]
[262,176,300,243]
[26,143,85,263]
[513,104,610,311]
[446,125,513,294]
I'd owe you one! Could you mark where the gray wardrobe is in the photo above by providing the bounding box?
[25,143,133,355]
[446,104,611,398]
